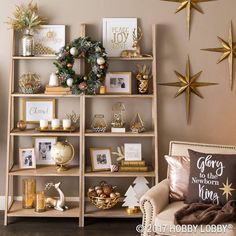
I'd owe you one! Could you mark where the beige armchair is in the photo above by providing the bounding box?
[140,141,236,236]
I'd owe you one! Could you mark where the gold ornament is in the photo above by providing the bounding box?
[130,113,145,133]
[202,21,236,90]
[159,56,217,123]
[17,120,27,131]
[161,0,216,39]
[219,178,235,201]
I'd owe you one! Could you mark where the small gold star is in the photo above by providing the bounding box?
[202,21,236,90]
[219,178,235,201]
[161,0,217,38]
[159,56,217,123]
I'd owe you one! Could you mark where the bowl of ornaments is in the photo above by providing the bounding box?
[88,181,120,210]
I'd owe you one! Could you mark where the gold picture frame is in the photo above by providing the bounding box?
[22,98,56,124]
[90,148,112,172]
[19,148,36,169]
[105,72,132,95]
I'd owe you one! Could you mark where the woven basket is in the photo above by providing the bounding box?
[88,194,120,210]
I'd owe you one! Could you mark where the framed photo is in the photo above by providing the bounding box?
[105,72,132,94]
[124,143,142,161]
[22,99,56,123]
[34,137,57,165]
[90,148,112,171]
[19,148,36,169]
[34,25,66,56]
[103,18,137,57]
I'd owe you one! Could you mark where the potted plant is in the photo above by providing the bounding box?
[6,1,46,56]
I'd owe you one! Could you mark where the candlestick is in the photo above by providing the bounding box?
[40,119,48,130]
[22,179,36,209]
[35,191,46,212]
[99,85,106,94]
[63,119,71,130]
[51,119,60,130]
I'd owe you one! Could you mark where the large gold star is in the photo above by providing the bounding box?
[159,56,217,123]
[202,22,236,90]
[161,0,217,38]
[219,178,235,201]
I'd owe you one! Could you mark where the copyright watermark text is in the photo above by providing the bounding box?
[136,223,234,234]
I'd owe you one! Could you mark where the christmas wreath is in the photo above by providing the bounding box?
[54,37,108,94]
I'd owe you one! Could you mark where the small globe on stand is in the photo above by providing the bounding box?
[51,140,75,172]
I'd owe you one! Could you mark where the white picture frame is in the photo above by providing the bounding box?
[103,18,137,57]
[19,148,36,169]
[90,148,112,171]
[34,25,66,56]
[22,99,56,124]
[124,143,142,161]
[105,72,132,94]
[34,137,57,165]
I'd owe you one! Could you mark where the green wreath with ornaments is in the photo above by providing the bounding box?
[54,37,108,94]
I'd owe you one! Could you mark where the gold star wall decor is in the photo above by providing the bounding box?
[159,56,218,123]
[161,0,217,39]
[202,21,236,90]
[219,178,235,201]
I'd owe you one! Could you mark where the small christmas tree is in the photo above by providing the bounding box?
[122,186,139,213]
[133,177,150,200]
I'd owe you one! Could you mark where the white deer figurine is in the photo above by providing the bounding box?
[45,182,68,212]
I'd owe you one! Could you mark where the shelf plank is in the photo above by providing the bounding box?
[85,131,155,137]
[12,93,81,98]
[85,202,142,218]
[108,56,153,61]
[13,56,57,60]
[85,166,154,177]
[9,165,80,177]
[8,201,80,218]
[85,94,153,98]
[10,128,80,137]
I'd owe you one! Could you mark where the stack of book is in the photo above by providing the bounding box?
[119,160,148,172]
[44,85,72,95]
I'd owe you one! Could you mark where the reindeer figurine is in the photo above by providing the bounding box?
[121,27,143,58]
[45,182,68,212]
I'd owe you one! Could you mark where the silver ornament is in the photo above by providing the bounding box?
[70,47,78,56]
[66,78,74,87]
[97,57,105,65]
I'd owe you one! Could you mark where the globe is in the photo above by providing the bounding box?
[51,140,75,172]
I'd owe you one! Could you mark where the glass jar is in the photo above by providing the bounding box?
[35,191,46,212]
[22,179,36,209]
[91,114,107,132]
[111,102,126,128]
[22,29,34,57]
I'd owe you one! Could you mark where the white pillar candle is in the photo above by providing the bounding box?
[63,119,71,130]
[51,119,60,130]
[40,120,48,129]
[49,73,59,87]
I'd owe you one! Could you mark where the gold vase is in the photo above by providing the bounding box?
[22,179,36,209]
[137,77,149,94]
[35,191,46,212]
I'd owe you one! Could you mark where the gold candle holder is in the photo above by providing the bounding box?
[99,85,106,94]
[35,191,46,212]
[22,179,36,209]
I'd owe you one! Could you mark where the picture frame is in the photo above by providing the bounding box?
[124,143,142,161]
[22,98,56,123]
[19,148,36,169]
[34,137,57,165]
[103,18,137,57]
[34,25,66,56]
[90,148,112,171]
[105,72,132,94]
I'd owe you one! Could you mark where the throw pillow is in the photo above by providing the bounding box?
[186,149,236,205]
[165,155,190,201]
